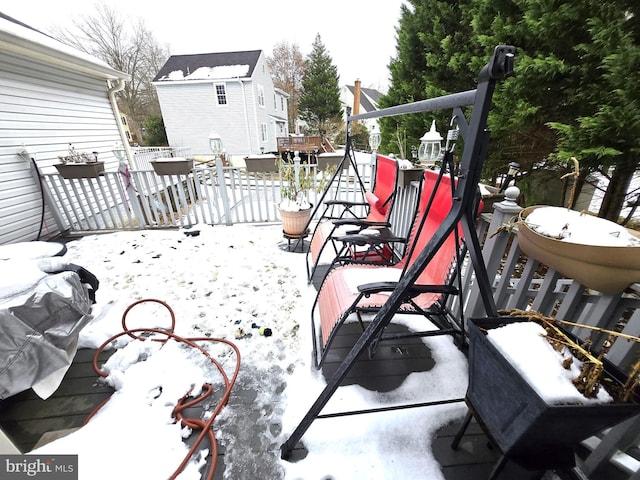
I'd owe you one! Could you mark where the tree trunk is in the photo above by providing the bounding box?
[598,155,637,221]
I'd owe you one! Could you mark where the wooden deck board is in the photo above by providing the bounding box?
[0,348,114,453]
[0,315,547,479]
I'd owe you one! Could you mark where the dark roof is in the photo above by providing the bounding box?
[347,85,382,112]
[153,50,262,82]
[1,11,55,38]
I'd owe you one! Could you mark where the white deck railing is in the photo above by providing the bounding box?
[39,160,640,478]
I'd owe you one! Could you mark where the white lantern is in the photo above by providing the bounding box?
[417,120,443,166]
[369,125,381,152]
[208,132,224,156]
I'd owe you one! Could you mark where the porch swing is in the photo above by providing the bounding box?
[281,44,516,460]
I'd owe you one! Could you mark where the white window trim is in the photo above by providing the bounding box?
[214,83,227,106]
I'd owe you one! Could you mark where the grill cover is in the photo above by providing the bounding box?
[0,257,97,399]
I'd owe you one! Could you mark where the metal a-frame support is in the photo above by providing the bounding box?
[291,109,370,253]
[281,45,515,460]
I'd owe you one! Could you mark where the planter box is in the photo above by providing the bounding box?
[244,155,278,173]
[151,158,193,176]
[398,168,424,186]
[467,316,640,463]
[480,184,505,213]
[317,153,347,171]
[54,162,105,179]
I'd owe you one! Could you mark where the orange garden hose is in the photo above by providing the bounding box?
[88,298,241,480]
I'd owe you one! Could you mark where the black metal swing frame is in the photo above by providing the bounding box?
[280,44,516,460]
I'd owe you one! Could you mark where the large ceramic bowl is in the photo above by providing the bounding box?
[517,206,640,294]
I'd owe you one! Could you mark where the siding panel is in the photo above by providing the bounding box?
[0,50,123,245]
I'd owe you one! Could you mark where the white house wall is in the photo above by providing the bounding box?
[155,51,288,158]
[0,50,123,245]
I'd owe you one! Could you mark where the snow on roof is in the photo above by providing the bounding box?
[153,50,261,83]
[161,64,250,81]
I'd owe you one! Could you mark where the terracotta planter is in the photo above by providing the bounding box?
[151,158,193,175]
[54,162,105,179]
[467,316,640,465]
[517,206,640,294]
[279,206,312,236]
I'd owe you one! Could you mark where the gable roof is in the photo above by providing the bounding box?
[153,50,262,82]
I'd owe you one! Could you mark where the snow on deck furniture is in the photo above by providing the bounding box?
[0,253,98,400]
[306,154,399,283]
[311,167,478,368]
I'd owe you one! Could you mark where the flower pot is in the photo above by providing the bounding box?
[54,162,105,179]
[466,316,640,463]
[517,206,640,294]
[279,206,312,236]
[151,158,193,175]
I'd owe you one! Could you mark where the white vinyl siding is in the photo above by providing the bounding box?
[0,51,123,245]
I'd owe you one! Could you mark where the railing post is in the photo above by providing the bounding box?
[465,186,522,319]
[215,156,233,226]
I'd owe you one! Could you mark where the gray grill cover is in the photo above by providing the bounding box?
[0,261,93,399]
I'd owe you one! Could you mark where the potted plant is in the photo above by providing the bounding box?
[54,144,104,179]
[150,157,194,176]
[517,205,640,294]
[464,315,640,470]
[276,153,334,237]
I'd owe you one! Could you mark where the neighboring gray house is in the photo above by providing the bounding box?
[152,50,289,159]
[0,12,130,245]
[340,80,383,134]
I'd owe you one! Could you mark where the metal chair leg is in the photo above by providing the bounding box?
[451,409,473,450]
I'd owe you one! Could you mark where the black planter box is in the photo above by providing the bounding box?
[244,155,278,173]
[54,162,105,179]
[467,316,640,461]
[151,159,193,175]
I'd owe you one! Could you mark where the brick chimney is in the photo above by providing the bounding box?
[353,79,361,117]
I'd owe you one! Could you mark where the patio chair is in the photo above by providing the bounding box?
[306,154,399,283]
[311,165,480,368]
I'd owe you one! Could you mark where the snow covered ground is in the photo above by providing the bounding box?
[28,223,470,479]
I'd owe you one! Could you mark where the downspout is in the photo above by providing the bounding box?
[236,77,253,154]
[108,78,135,169]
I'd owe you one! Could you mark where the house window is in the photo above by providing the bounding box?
[215,84,227,105]
[274,94,277,109]
[281,97,285,111]
[258,85,265,107]
[261,123,268,142]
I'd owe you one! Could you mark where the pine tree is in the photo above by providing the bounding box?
[298,34,343,139]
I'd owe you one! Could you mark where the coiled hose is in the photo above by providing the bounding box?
[88,298,241,480]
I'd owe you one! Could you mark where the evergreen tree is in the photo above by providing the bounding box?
[378,0,477,157]
[473,0,640,219]
[382,0,640,220]
[298,34,343,139]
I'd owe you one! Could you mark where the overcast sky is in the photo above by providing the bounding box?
[5,0,406,92]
